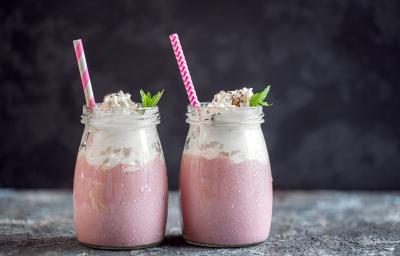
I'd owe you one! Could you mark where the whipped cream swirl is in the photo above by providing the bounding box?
[99,90,138,109]
[208,87,253,107]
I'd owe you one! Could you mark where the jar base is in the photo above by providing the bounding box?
[183,237,265,248]
[78,240,163,250]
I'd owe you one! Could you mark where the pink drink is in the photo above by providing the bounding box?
[74,154,168,248]
[73,93,167,249]
[180,154,272,246]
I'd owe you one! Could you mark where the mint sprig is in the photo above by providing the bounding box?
[140,89,164,107]
[250,86,272,107]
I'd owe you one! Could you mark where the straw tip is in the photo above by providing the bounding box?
[73,39,82,45]
[169,33,178,39]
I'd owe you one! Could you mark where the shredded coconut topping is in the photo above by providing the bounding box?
[99,90,138,109]
[208,87,253,107]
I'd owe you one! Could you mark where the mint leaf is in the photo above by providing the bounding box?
[140,89,165,107]
[150,90,164,106]
[139,89,149,107]
[250,85,272,107]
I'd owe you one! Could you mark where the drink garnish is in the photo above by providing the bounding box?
[140,89,164,107]
[99,90,138,109]
[208,86,272,108]
[249,86,272,107]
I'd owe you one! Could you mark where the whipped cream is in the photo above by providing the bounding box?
[183,125,269,164]
[81,126,162,171]
[208,87,253,107]
[185,87,268,163]
[99,90,138,109]
[80,90,161,170]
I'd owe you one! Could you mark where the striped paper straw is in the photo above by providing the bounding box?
[169,33,200,107]
[73,39,96,108]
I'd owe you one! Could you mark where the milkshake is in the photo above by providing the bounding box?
[73,91,168,249]
[180,87,273,247]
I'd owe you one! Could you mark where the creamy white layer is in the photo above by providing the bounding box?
[183,124,269,164]
[208,87,253,108]
[80,126,161,171]
[98,90,139,109]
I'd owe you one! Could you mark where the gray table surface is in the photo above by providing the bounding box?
[0,190,399,256]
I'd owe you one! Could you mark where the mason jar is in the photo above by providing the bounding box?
[73,105,168,249]
[179,104,273,247]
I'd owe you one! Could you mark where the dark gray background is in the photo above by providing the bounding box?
[1,0,399,190]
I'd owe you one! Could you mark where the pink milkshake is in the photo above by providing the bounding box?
[73,91,168,249]
[179,87,273,247]
[74,155,167,248]
[180,155,272,246]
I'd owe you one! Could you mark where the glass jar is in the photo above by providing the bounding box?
[73,106,168,249]
[179,104,273,247]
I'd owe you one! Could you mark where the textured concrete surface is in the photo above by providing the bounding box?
[0,190,399,255]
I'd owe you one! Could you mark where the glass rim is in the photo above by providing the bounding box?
[186,102,265,125]
[81,105,160,127]
[187,102,263,111]
[82,104,159,112]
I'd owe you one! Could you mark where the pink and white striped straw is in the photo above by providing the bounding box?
[73,39,96,108]
[169,33,200,107]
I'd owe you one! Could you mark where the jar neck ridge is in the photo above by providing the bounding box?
[81,105,160,127]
